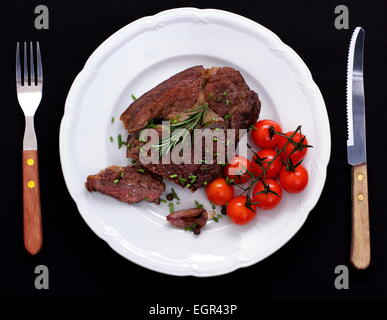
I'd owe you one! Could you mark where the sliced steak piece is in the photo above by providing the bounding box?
[120,66,205,133]
[85,165,165,204]
[122,66,261,191]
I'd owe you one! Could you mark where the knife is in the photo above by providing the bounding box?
[346,27,370,269]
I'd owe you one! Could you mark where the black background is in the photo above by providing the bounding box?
[0,0,386,309]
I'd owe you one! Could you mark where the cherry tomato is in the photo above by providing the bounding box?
[227,196,257,225]
[223,156,253,184]
[252,149,283,179]
[206,177,234,206]
[251,120,282,149]
[277,131,309,163]
[280,164,309,193]
[252,179,282,210]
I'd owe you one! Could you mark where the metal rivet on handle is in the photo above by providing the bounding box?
[27,181,35,188]
[357,193,364,201]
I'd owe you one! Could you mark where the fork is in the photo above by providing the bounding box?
[16,42,43,255]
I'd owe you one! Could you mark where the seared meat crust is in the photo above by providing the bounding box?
[85,165,165,204]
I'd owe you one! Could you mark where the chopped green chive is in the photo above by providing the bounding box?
[113,179,120,184]
[131,94,137,101]
[109,136,113,143]
[211,203,216,209]
[212,214,223,222]
[111,117,115,124]
[168,202,174,214]
[138,168,145,173]
[213,137,218,142]
[194,200,203,209]
[185,183,191,188]
[169,174,178,179]
[171,188,180,200]
[184,223,197,232]
[120,172,125,178]
[160,198,167,203]
[203,181,208,186]
[179,177,187,183]
[118,134,124,149]
[224,114,231,119]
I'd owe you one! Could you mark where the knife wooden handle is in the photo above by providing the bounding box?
[22,150,43,255]
[350,163,370,269]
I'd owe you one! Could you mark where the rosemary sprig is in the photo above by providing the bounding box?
[153,103,208,155]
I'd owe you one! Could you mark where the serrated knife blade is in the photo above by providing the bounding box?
[347,27,366,165]
[346,27,370,270]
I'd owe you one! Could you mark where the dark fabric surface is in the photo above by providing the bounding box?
[0,0,386,306]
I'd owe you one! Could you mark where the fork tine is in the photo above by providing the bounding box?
[23,42,28,86]
[16,42,22,86]
[36,42,43,84]
[30,42,35,86]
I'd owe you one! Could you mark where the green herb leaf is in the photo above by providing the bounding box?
[194,200,203,209]
[171,188,180,200]
[153,103,208,155]
[212,214,223,222]
[168,202,174,214]
[178,177,187,184]
[184,223,197,232]
[118,134,124,149]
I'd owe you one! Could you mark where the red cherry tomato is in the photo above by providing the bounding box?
[227,196,257,225]
[280,164,309,193]
[206,177,234,206]
[252,149,283,179]
[252,179,282,210]
[277,131,309,163]
[223,156,253,184]
[251,120,282,149]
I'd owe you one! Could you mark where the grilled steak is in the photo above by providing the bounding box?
[121,66,261,191]
[85,165,165,204]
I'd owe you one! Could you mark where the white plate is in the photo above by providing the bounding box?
[59,8,330,277]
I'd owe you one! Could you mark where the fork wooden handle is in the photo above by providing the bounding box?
[350,163,370,269]
[22,150,42,255]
